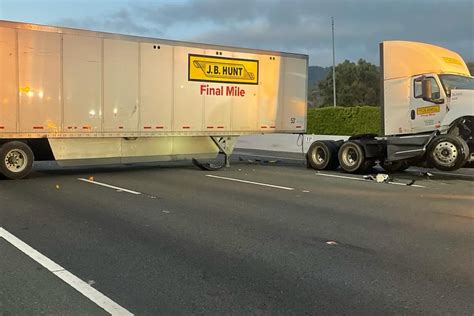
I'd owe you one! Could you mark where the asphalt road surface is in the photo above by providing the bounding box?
[1,149,473,315]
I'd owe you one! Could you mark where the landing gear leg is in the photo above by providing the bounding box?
[211,136,237,168]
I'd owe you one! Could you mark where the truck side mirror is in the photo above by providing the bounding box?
[421,79,432,100]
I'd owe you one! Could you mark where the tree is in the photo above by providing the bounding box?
[308,84,321,107]
[318,59,380,107]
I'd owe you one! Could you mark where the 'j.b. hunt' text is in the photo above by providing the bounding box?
[206,65,243,76]
[200,84,246,97]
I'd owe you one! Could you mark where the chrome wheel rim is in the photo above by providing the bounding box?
[313,147,326,165]
[342,147,358,167]
[433,141,458,166]
[5,149,28,173]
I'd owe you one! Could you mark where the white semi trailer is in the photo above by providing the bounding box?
[307,41,473,173]
[0,21,307,179]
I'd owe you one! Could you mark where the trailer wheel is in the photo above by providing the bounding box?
[306,141,339,170]
[338,141,367,173]
[426,135,468,171]
[381,160,410,173]
[0,141,34,180]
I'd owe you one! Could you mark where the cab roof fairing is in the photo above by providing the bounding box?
[381,41,470,81]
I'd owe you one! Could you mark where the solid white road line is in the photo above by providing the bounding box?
[315,173,367,182]
[386,181,425,188]
[0,227,133,316]
[205,174,295,191]
[428,171,474,179]
[78,178,141,195]
[314,172,426,188]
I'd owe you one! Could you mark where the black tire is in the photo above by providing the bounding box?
[360,159,376,173]
[456,136,470,165]
[338,141,366,173]
[306,140,339,170]
[0,141,34,180]
[448,119,472,163]
[381,160,410,173]
[426,135,468,171]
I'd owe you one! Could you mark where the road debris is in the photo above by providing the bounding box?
[363,173,392,183]
[364,173,418,186]
[192,158,224,171]
[238,157,280,164]
[418,172,434,177]
[326,240,338,245]
[376,173,389,183]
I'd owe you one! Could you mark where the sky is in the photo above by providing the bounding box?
[0,0,472,66]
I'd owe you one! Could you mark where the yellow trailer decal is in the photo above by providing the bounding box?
[188,54,258,85]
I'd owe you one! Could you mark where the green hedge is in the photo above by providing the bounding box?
[307,106,381,135]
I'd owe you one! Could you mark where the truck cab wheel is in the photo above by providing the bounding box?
[338,141,367,173]
[0,141,34,179]
[306,140,339,170]
[426,135,468,171]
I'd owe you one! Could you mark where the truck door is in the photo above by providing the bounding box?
[410,75,446,133]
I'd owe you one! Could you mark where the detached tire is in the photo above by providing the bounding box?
[381,160,410,173]
[338,141,368,173]
[426,135,468,171]
[0,141,34,179]
[306,140,339,170]
[457,136,470,164]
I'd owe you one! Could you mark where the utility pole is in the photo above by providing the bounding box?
[331,16,336,108]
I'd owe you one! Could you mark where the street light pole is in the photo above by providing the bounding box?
[331,16,336,108]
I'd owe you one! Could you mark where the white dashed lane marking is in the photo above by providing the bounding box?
[205,174,295,191]
[78,178,142,195]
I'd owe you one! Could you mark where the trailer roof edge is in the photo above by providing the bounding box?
[0,19,309,60]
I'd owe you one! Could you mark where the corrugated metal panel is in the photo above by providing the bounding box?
[0,27,18,132]
[103,39,139,132]
[63,34,102,132]
[18,29,61,133]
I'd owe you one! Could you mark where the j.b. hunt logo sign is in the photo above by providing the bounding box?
[188,54,259,85]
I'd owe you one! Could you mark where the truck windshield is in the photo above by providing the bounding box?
[439,74,474,95]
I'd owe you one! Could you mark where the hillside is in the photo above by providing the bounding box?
[308,66,331,87]
[467,62,474,75]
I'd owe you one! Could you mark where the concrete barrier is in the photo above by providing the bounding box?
[235,134,349,154]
